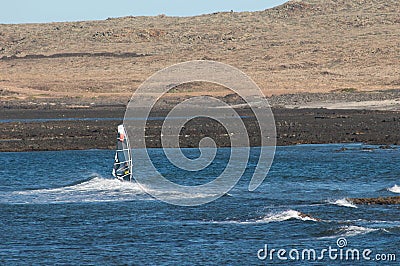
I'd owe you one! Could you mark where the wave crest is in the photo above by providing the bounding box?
[388,184,400,194]
[329,198,357,208]
[208,210,321,225]
[259,210,321,223]
[337,226,380,237]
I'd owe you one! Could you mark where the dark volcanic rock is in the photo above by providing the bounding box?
[349,196,400,205]
[1,107,400,152]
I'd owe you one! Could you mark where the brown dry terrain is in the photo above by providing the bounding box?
[0,0,399,105]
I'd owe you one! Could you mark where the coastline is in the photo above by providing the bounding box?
[1,105,399,152]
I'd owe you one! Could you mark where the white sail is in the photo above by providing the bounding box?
[112,125,132,181]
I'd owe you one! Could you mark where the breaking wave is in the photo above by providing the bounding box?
[210,210,321,225]
[388,184,400,194]
[328,198,358,208]
[257,210,320,223]
[336,226,380,237]
[319,225,384,239]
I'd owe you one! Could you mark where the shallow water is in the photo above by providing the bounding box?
[0,144,399,265]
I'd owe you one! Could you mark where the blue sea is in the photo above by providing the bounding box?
[0,144,399,265]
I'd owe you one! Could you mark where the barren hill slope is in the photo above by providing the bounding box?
[0,0,399,104]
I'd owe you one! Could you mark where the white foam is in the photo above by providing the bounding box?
[258,210,320,223]
[16,177,142,194]
[329,198,358,208]
[4,177,148,204]
[4,176,225,205]
[211,210,321,225]
[388,184,400,194]
[338,226,379,237]
[319,225,381,239]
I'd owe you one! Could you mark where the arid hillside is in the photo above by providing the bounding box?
[0,0,399,105]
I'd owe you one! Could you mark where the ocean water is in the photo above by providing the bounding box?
[0,144,399,265]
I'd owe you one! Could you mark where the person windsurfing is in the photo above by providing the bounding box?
[112,125,132,181]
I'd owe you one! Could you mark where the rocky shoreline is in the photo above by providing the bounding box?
[350,196,400,205]
[1,105,400,152]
